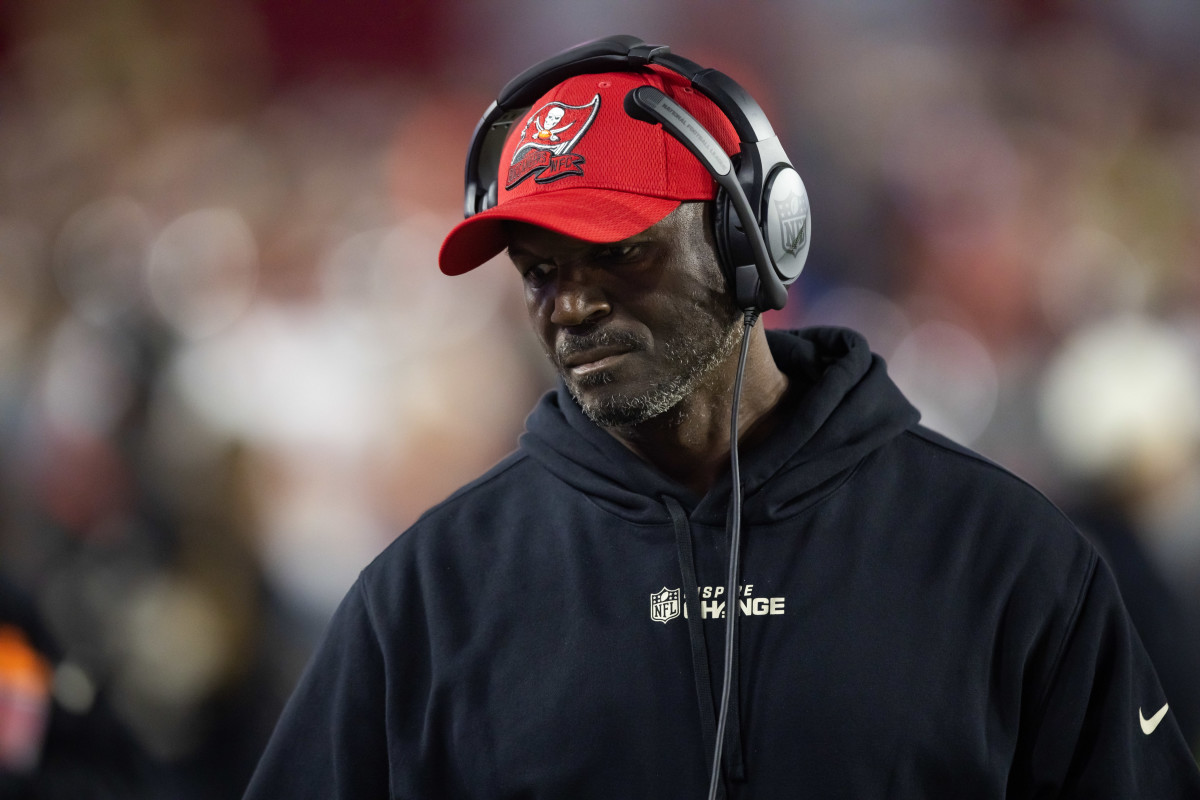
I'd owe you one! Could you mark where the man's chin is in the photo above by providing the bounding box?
[566,379,685,429]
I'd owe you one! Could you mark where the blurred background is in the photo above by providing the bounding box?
[0,0,1198,796]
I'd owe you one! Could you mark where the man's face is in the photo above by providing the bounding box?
[505,203,742,428]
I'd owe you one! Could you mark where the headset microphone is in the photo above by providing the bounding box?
[623,87,781,312]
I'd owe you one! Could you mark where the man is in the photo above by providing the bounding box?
[244,43,1200,798]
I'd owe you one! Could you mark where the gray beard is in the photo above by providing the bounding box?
[562,317,742,428]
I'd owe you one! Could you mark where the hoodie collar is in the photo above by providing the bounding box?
[518,327,920,526]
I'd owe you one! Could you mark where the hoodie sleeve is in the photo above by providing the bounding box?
[1018,554,1200,798]
[243,579,391,800]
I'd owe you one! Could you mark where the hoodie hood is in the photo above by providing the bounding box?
[518,327,920,526]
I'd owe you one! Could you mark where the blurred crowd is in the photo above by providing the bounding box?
[0,0,1197,796]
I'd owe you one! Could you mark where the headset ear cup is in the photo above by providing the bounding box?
[712,189,747,303]
[713,188,774,309]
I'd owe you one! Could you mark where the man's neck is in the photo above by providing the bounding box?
[604,326,790,497]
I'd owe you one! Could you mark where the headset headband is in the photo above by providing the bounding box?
[465,35,778,218]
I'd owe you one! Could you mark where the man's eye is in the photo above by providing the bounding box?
[595,244,642,263]
[522,262,556,287]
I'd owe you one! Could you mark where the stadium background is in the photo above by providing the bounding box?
[1,0,1198,795]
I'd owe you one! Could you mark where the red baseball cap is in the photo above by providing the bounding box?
[438,67,739,276]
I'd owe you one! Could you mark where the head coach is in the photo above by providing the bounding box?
[243,35,1200,799]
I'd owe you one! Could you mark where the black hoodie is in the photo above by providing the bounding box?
[244,327,1200,799]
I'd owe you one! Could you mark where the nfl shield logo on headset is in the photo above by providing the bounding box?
[776,191,808,257]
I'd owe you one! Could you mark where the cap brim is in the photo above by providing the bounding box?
[439,188,682,276]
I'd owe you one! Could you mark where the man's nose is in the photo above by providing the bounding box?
[549,269,610,328]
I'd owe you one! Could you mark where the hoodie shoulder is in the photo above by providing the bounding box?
[903,424,1068,518]
[884,423,1095,581]
[360,449,547,592]
[412,449,538,526]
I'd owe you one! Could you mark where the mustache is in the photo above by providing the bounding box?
[554,327,647,366]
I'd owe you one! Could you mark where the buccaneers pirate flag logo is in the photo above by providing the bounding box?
[506,95,601,190]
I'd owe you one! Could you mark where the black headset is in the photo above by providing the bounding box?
[462,34,810,312]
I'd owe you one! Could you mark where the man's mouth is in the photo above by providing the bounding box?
[556,329,644,377]
[563,348,631,376]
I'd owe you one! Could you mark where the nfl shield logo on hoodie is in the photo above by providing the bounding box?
[650,587,680,624]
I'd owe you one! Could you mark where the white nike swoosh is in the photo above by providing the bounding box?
[1140,703,1169,735]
